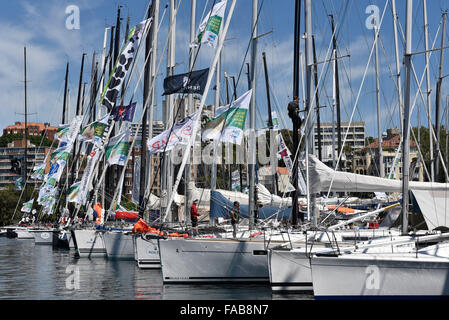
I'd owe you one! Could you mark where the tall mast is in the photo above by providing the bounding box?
[374,17,383,177]
[162,0,176,221]
[434,12,447,182]
[423,0,434,181]
[184,0,196,226]
[98,27,110,119]
[62,62,69,124]
[23,47,28,193]
[305,0,316,228]
[108,26,115,78]
[248,0,258,230]
[312,35,322,162]
[391,0,403,134]
[262,51,279,195]
[291,0,301,226]
[71,53,86,187]
[331,48,336,170]
[329,14,342,170]
[231,75,243,192]
[211,48,220,192]
[140,3,153,219]
[402,0,413,235]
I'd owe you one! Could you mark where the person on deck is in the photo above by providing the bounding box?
[231,201,240,238]
[190,199,200,235]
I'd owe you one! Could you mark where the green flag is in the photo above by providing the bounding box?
[202,89,252,145]
[21,199,34,213]
[105,130,131,166]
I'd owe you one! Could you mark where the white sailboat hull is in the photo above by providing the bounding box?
[311,242,449,298]
[268,228,404,292]
[73,229,106,257]
[268,248,313,292]
[159,237,274,283]
[102,231,135,260]
[29,229,54,245]
[15,227,34,239]
[134,235,161,269]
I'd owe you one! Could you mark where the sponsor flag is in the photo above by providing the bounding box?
[78,115,109,147]
[55,115,83,144]
[78,148,101,205]
[44,160,66,183]
[192,1,227,48]
[21,199,34,213]
[202,89,252,145]
[100,19,151,110]
[162,68,209,96]
[67,182,81,203]
[111,102,137,122]
[266,111,279,130]
[14,177,23,191]
[147,112,199,154]
[31,162,46,180]
[105,130,131,166]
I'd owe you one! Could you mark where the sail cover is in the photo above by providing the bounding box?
[308,155,449,229]
[210,190,291,220]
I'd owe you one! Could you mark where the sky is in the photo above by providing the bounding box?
[0,0,448,140]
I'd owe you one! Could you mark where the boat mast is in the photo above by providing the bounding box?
[231,75,244,192]
[70,53,86,188]
[98,27,110,119]
[140,3,153,220]
[185,0,196,226]
[23,47,28,196]
[402,0,413,235]
[434,12,447,182]
[291,0,301,226]
[248,0,258,230]
[304,0,316,228]
[147,0,159,222]
[311,36,322,162]
[391,0,403,134]
[62,62,69,124]
[374,17,383,177]
[162,0,176,221]
[329,14,342,171]
[160,0,237,224]
[262,51,279,195]
[423,0,434,181]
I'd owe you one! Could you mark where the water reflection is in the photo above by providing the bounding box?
[0,237,313,300]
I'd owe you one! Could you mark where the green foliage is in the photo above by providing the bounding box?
[0,133,53,148]
[0,185,34,226]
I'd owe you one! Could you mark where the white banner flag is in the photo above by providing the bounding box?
[192,0,227,48]
[147,112,199,154]
[202,89,252,145]
[78,148,101,205]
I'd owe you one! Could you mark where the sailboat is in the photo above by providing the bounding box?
[309,0,449,298]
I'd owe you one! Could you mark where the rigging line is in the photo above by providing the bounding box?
[71,18,155,223]
[160,0,240,224]
[212,0,266,145]
[397,16,449,181]
[142,0,220,218]
[325,0,390,198]
[11,78,66,221]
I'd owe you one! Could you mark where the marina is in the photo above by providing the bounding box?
[1,0,449,306]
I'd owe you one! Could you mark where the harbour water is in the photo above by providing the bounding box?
[0,237,313,300]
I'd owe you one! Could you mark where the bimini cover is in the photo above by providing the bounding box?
[210,190,291,220]
[411,189,449,230]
